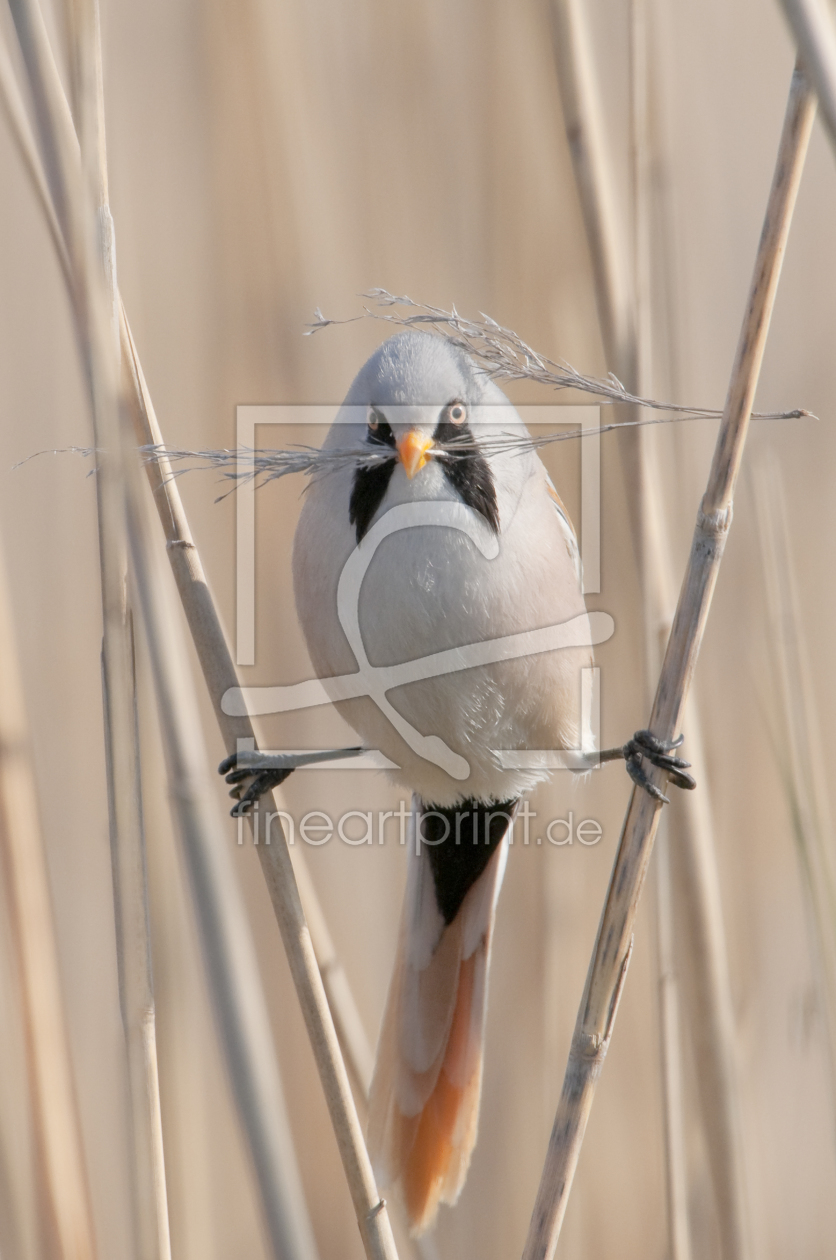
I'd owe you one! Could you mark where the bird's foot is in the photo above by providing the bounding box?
[219,746,364,817]
[599,730,696,804]
[219,750,292,817]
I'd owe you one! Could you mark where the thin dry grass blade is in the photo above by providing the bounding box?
[522,62,816,1260]
[0,531,98,1260]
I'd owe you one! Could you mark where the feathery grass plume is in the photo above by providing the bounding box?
[15,386,814,502]
[307,290,810,422]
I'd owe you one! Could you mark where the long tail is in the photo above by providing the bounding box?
[367,796,513,1234]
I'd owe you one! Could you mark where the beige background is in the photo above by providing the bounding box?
[0,0,835,1257]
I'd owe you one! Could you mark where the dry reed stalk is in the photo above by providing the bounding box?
[3,4,324,1257]
[778,0,836,154]
[8,4,165,1257]
[125,326,401,1260]
[1,7,402,1256]
[523,62,817,1260]
[667,703,751,1257]
[0,7,377,1115]
[0,533,99,1260]
[119,311,377,1102]
[0,30,69,282]
[548,0,753,1253]
[630,5,692,1253]
[100,623,172,1260]
[66,1,171,1254]
[126,465,321,1260]
[753,455,836,1118]
[121,227,434,1260]
[653,817,691,1260]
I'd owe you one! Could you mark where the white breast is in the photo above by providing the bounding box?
[293,445,592,806]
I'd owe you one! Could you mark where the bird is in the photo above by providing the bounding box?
[219,329,694,1234]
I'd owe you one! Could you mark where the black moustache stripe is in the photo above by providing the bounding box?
[434,420,500,533]
[349,459,397,542]
[349,419,499,543]
[349,419,397,542]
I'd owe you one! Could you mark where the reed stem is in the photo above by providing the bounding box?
[778,0,836,155]
[548,1,757,1252]
[0,532,99,1260]
[3,4,322,1255]
[523,60,816,1260]
[67,0,171,1252]
[753,455,836,1131]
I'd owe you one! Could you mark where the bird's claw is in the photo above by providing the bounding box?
[218,746,365,817]
[219,751,292,817]
[622,730,697,805]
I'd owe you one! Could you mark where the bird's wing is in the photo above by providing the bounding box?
[544,472,583,588]
[367,798,509,1234]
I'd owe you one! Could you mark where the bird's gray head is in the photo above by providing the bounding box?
[328,331,533,543]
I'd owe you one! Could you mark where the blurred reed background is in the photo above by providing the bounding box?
[0,0,835,1258]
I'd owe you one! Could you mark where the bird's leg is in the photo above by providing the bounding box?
[597,731,696,804]
[218,746,364,816]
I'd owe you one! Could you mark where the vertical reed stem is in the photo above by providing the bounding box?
[753,455,836,1125]
[0,534,99,1260]
[66,0,172,1252]
[630,4,692,1252]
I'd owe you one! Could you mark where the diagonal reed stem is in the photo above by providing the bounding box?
[120,313,397,1260]
[523,61,816,1260]
[548,0,756,1252]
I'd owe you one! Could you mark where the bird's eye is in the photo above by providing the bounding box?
[367,407,381,431]
[446,402,467,425]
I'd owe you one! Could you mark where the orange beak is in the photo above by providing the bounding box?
[396,429,435,479]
